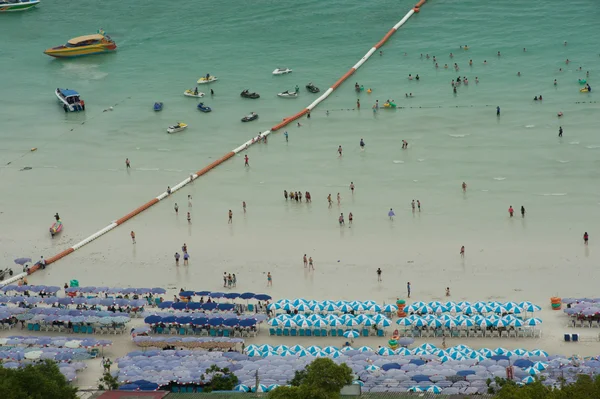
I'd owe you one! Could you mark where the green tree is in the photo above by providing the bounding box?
[270,358,353,399]
[202,365,239,393]
[98,371,119,390]
[492,374,600,399]
[0,360,78,399]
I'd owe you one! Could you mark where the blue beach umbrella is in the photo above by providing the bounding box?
[396,318,413,327]
[522,376,535,384]
[378,347,395,356]
[234,384,249,392]
[427,319,442,328]
[343,330,360,339]
[525,318,543,326]
[254,294,272,301]
[378,318,392,328]
[365,365,380,372]
[383,304,398,313]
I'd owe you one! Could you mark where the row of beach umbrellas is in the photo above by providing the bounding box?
[133,336,243,349]
[1,285,61,294]
[175,291,272,301]
[563,300,600,316]
[144,315,260,327]
[0,295,146,307]
[64,286,166,295]
[269,299,395,313]
[0,336,111,348]
[269,313,392,328]
[157,302,235,311]
[142,311,268,321]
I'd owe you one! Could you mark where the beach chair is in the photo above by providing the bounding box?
[283,328,289,336]
[291,328,297,337]
[337,329,344,337]
[330,329,337,337]
[73,325,80,334]
[223,329,230,337]
[33,324,41,332]
[313,329,321,337]
[299,329,305,337]
[508,329,517,338]
[411,329,421,338]
[361,329,369,337]
[435,329,444,337]
[377,329,385,337]
[305,329,312,337]
[500,330,508,338]
[517,328,525,338]
[209,329,216,337]
[248,304,254,312]
[269,328,276,336]
[27,323,34,331]
[491,330,500,338]
[171,387,180,393]
[321,328,328,336]
[276,328,282,336]
[475,329,483,338]
[460,330,467,338]
[534,329,541,338]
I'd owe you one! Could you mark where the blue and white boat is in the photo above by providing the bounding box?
[153,102,163,111]
[55,88,85,112]
[197,103,212,113]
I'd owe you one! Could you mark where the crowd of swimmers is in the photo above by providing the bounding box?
[284,190,311,202]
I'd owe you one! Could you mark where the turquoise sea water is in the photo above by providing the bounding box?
[1,0,600,296]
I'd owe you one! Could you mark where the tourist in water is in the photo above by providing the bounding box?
[356,99,360,109]
[174,252,180,266]
[337,193,341,205]
[243,201,246,213]
[327,194,332,207]
[408,74,413,80]
[360,138,365,149]
[338,145,343,156]
[462,182,467,192]
[303,254,307,267]
[284,131,288,142]
[244,155,249,166]
[339,213,344,226]
[417,200,421,211]
[228,210,232,224]
[460,246,465,257]
[377,268,382,282]
[308,258,314,271]
[349,212,353,225]
[130,231,136,244]
[187,212,191,223]
[350,182,355,193]
[411,200,415,212]
[508,205,514,217]
[554,79,557,86]
[407,282,411,298]
[496,106,500,116]
[174,203,178,214]
[125,158,130,169]
[584,232,589,245]
[475,77,479,84]
[559,126,563,137]
[267,272,272,286]
[388,208,395,220]
[521,206,526,217]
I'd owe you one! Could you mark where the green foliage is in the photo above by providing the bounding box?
[98,371,119,390]
[0,360,77,399]
[493,374,600,399]
[270,358,353,399]
[202,365,239,393]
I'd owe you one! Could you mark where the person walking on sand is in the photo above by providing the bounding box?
[462,182,467,192]
[338,145,343,157]
[337,193,341,205]
[411,200,415,212]
[407,282,411,298]
[308,257,314,270]
[174,252,180,266]
[446,287,451,296]
[496,106,500,116]
[417,200,421,211]
[187,212,191,223]
[182,243,187,253]
[376,268,382,282]
[584,232,589,245]
[360,138,365,150]
[267,272,273,286]
[349,212,353,225]
[559,126,563,137]
[521,206,526,217]
[460,246,465,257]
[125,158,130,169]
[350,182,355,193]
[303,254,308,268]
[388,208,395,220]
[508,205,514,217]
[244,155,249,166]
[327,194,332,208]
[339,213,345,226]
[228,210,233,224]
[357,99,360,109]
[174,203,179,214]
[243,201,246,213]
[130,231,136,244]
[183,252,189,265]
[232,273,237,287]
[223,272,228,287]
[188,195,192,207]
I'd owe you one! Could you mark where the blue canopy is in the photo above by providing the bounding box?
[240,292,255,300]
[192,317,208,325]
[491,355,510,361]
[179,291,195,297]
[203,303,217,310]
[208,318,224,326]
[514,359,534,368]
[457,370,476,376]
[195,291,211,296]
[382,363,401,371]
[59,89,79,97]
[217,304,235,311]
[239,319,257,327]
[412,375,431,383]
[254,294,272,301]
[223,319,239,327]
[172,302,187,310]
[409,359,426,366]
[209,292,225,298]
[119,384,139,391]
[224,293,240,299]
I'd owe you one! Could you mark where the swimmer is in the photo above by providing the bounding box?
[338,145,343,157]
[432,56,436,62]
[564,41,567,46]
[450,52,454,58]
[523,47,526,52]
[451,79,455,86]
[554,79,557,85]
[435,63,439,68]
[469,59,472,66]
[408,74,413,80]
[350,182,355,193]
[517,72,521,76]
[475,77,479,84]
[565,59,569,64]
[326,110,329,116]
[559,68,562,72]
[375,100,379,109]
[508,205,514,217]
[426,54,430,59]
[463,77,468,85]
[367,88,372,93]
[420,53,423,58]
[558,126,563,137]
[404,52,407,56]
[497,51,501,56]
[496,106,500,116]
[297,122,302,127]
[360,138,365,149]
[462,182,467,192]
[380,50,383,56]
[337,193,341,205]
[539,95,542,100]
[444,64,448,69]
[454,63,459,70]
[356,99,360,109]
[409,93,413,97]
[453,86,457,94]
[587,71,590,77]
[534,96,538,101]
[483,60,487,65]
[415,74,420,81]
[557,112,563,117]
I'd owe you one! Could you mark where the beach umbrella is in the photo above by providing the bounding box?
[233,384,249,392]
[412,318,427,327]
[525,318,542,326]
[395,347,412,356]
[362,318,376,327]
[522,376,536,384]
[459,318,474,328]
[14,257,32,265]
[345,319,359,327]
[352,303,368,312]
[525,367,540,375]
[477,319,492,328]
[442,319,457,329]
[24,351,43,360]
[338,304,352,313]
[378,347,395,356]
[427,385,442,394]
[462,306,477,315]
[322,346,339,354]
[254,294,272,301]
[428,319,442,328]
[279,350,294,357]
[396,318,413,327]
[251,384,268,393]
[418,343,437,351]
[357,346,373,352]
[295,303,309,312]
[533,361,548,371]
[365,365,380,372]
[378,319,392,328]
[343,330,360,339]
[531,349,548,357]
[383,304,398,313]
[510,319,524,327]
[407,386,424,392]
[417,305,432,314]
[296,349,309,357]
[523,304,542,312]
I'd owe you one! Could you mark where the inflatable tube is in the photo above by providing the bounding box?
[578,79,586,84]
[10,1,430,281]
[580,88,589,93]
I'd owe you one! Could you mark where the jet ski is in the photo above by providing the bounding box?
[153,102,163,111]
[306,83,320,93]
[241,112,258,122]
[167,122,188,134]
[184,89,205,98]
[278,91,298,98]
[241,90,260,99]
[197,103,212,112]
[197,75,218,84]
[273,68,292,75]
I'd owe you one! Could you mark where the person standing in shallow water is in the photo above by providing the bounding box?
[584,232,589,245]
[521,206,526,217]
[559,126,563,137]
[508,205,514,217]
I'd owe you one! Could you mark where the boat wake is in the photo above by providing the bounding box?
[417,158,426,162]
[157,148,171,152]
[164,169,183,173]
[557,160,570,163]
[569,142,579,145]
[448,134,470,138]
[392,160,404,164]
[539,193,568,196]
[525,125,535,128]
[586,145,600,149]
[493,177,506,181]
[60,63,108,80]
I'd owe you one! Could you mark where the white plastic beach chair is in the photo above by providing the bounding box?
[491,330,500,338]
[508,330,517,338]
[500,331,508,338]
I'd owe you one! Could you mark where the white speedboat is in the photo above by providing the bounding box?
[273,68,292,75]
[277,91,298,98]
[167,122,187,134]
[197,75,218,84]
[55,88,85,112]
[184,89,205,98]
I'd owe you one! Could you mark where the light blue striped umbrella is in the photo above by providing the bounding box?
[247,349,261,357]
[363,318,376,327]
[479,348,496,357]
[427,386,442,394]
[355,314,367,323]
[417,305,432,314]
[444,319,459,328]
[369,304,382,312]
[492,305,508,314]
[412,318,427,327]
[418,343,437,351]
[378,318,392,328]
[259,344,274,352]
[395,347,412,355]
[267,384,281,392]
[383,304,398,313]
[338,315,352,323]
[281,303,295,311]
[495,347,509,355]
[510,306,524,314]
[345,318,360,327]
[439,355,451,362]
[531,349,548,357]
[396,318,413,326]
[343,330,360,339]
[513,348,528,356]
[244,344,258,352]
[462,306,477,315]
[339,304,352,313]
[407,386,424,392]
[297,320,312,328]
[404,304,419,313]
[273,345,289,353]
[296,349,309,357]
[279,350,294,357]
[295,303,309,312]
[292,299,306,306]
[357,346,373,352]
[492,319,509,327]
[365,365,380,372]
[487,314,500,321]
[378,347,395,356]
[460,319,475,328]
[352,303,368,312]
[432,305,448,314]
[234,384,249,392]
[307,345,322,354]
[446,304,462,313]
[503,301,519,310]
[312,319,327,328]
[307,314,322,322]
[428,300,442,307]
[329,319,343,327]
[525,318,542,326]
[477,304,494,313]
[412,348,430,355]
[373,314,387,323]
[310,303,324,312]
[268,303,281,311]
[428,319,443,328]
[477,319,492,328]
[352,380,364,387]
[251,384,268,393]
[522,376,535,384]
[282,320,297,328]
[263,351,278,357]
[457,301,471,308]
[510,319,524,327]
[533,361,548,371]
[290,344,304,352]
[340,346,355,352]
[322,303,337,312]
[524,303,542,312]
[334,300,348,307]
[363,300,377,307]
[322,346,339,354]
[439,314,454,321]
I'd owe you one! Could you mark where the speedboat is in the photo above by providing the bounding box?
[184,89,205,98]
[167,122,188,134]
[273,68,292,75]
[50,220,63,238]
[241,90,260,99]
[0,0,39,12]
[241,113,258,122]
[44,33,116,58]
[197,75,218,84]
[153,102,163,111]
[277,91,298,98]
[306,83,320,93]
[197,103,212,112]
[55,88,85,112]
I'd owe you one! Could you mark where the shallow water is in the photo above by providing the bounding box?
[1,0,599,306]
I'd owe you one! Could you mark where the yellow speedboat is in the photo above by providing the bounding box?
[44,33,117,58]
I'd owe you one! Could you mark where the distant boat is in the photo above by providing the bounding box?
[153,102,163,111]
[197,103,212,113]
[167,122,187,134]
[197,75,218,84]
[184,89,205,98]
[55,88,85,112]
[273,68,292,75]
[0,0,39,12]
[44,33,116,58]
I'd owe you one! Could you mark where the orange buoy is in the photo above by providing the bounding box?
[413,7,420,12]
